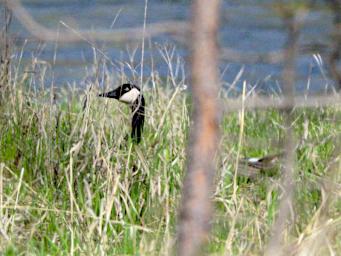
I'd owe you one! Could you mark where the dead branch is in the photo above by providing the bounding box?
[0,2,12,94]
[7,0,335,69]
[5,0,188,43]
[220,47,284,64]
[222,93,341,112]
[266,9,302,256]
[327,0,341,90]
[177,0,221,255]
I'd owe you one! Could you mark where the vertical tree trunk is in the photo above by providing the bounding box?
[177,0,221,255]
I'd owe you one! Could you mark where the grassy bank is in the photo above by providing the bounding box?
[0,78,341,254]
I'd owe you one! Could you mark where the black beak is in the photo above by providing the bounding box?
[98,89,119,99]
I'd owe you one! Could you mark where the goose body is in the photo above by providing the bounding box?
[99,83,145,144]
[240,154,282,170]
[239,153,283,178]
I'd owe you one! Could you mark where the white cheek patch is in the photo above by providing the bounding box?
[247,158,261,163]
[119,88,140,104]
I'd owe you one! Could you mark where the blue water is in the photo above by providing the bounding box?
[7,0,335,93]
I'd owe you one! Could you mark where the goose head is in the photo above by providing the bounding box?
[98,83,141,104]
[99,83,145,144]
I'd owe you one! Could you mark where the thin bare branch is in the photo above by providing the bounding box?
[0,1,12,94]
[5,0,188,43]
[220,47,284,64]
[221,93,341,112]
[327,0,341,90]
[266,9,302,256]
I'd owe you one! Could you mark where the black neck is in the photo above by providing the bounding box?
[131,95,145,144]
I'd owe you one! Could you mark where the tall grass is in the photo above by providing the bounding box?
[0,45,341,255]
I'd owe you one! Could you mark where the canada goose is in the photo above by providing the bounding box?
[238,153,283,178]
[99,83,145,144]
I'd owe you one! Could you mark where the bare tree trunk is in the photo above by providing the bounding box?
[177,0,221,255]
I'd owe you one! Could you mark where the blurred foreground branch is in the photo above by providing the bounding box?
[177,0,221,255]
[266,9,301,255]
[5,0,188,43]
[0,2,12,96]
[327,0,341,90]
[222,93,341,112]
